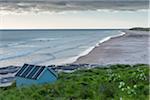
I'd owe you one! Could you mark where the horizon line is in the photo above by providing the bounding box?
[0,28,129,30]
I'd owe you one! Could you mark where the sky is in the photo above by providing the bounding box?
[0,0,149,29]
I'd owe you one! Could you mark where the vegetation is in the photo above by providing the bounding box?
[0,64,149,100]
[129,27,150,31]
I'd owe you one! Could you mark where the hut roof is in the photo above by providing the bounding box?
[15,64,57,80]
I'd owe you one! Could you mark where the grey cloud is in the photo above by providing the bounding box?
[0,0,149,13]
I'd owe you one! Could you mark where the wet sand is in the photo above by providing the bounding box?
[74,30,149,65]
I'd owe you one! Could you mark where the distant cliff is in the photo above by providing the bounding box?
[129,27,150,31]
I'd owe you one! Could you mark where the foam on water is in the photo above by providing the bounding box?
[32,38,58,41]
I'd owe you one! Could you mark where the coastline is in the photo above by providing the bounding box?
[40,30,126,65]
[0,30,149,87]
[64,30,127,65]
[0,30,148,67]
[74,30,149,65]
[0,29,121,67]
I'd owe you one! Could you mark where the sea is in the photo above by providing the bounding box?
[0,29,124,67]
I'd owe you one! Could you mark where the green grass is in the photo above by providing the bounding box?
[0,64,149,100]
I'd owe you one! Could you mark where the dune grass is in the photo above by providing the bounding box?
[0,64,149,100]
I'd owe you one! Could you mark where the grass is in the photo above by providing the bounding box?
[0,64,149,100]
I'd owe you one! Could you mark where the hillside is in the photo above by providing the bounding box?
[0,64,149,100]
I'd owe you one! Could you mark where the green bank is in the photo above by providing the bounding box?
[0,64,149,100]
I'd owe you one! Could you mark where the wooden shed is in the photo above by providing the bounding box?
[15,64,58,87]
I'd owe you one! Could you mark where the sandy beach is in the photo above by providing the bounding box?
[74,30,149,65]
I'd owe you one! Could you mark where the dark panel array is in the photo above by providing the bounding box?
[26,66,41,79]
[21,65,34,78]
[32,66,45,79]
[16,64,46,80]
[15,64,28,76]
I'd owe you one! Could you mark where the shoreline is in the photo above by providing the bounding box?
[0,30,124,67]
[74,30,149,65]
[0,30,148,67]
[64,30,127,65]
[38,30,126,66]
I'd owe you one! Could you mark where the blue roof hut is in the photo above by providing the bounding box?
[15,64,58,87]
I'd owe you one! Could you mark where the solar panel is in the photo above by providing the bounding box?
[27,66,40,79]
[16,64,56,80]
[25,65,35,78]
[21,65,33,78]
[15,64,28,76]
[32,66,45,79]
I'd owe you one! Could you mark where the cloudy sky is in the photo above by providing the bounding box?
[0,0,149,29]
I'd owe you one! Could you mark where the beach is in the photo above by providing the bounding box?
[74,30,149,65]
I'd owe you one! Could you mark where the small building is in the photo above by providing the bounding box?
[15,64,58,87]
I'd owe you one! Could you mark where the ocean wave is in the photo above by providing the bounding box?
[0,49,38,61]
[0,46,54,61]
[0,37,58,48]
[96,31,126,47]
[31,38,58,42]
